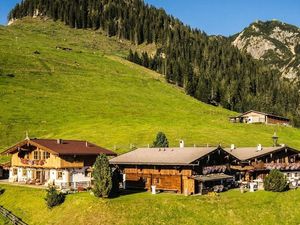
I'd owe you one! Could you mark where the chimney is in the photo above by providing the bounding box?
[57,139,63,144]
[272,132,279,147]
[257,144,262,151]
[25,131,29,140]
[179,140,184,148]
[230,144,235,151]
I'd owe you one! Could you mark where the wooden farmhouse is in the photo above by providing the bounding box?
[110,145,239,195]
[229,110,290,126]
[1,138,116,189]
[226,145,300,185]
[110,141,300,195]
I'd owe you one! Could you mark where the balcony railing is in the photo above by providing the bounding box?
[20,158,46,166]
[252,162,300,170]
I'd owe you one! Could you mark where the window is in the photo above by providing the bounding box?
[22,169,27,176]
[34,151,39,160]
[295,173,298,178]
[43,151,50,159]
[13,168,17,175]
[57,171,63,179]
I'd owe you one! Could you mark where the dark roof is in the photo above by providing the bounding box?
[109,147,219,166]
[233,110,289,121]
[2,139,117,156]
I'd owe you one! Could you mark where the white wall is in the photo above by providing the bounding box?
[9,168,17,182]
[9,167,92,188]
[71,167,91,183]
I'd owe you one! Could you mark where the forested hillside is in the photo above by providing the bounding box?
[8,0,300,126]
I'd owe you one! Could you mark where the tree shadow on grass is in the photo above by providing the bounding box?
[109,188,147,199]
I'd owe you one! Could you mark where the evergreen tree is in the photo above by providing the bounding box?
[153,132,169,147]
[92,154,112,198]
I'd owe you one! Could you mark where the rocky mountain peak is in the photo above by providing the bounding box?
[232,20,300,80]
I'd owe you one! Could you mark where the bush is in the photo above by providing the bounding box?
[0,186,5,195]
[45,185,65,208]
[264,169,288,192]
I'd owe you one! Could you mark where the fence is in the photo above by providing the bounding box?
[0,205,28,225]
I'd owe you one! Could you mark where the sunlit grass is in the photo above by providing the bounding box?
[0,184,300,225]
[1,17,300,160]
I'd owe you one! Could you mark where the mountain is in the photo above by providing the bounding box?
[1,18,300,161]
[8,0,300,126]
[232,20,300,80]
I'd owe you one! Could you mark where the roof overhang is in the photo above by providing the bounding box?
[2,140,59,156]
[193,173,234,182]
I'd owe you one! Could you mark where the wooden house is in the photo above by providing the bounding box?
[229,110,290,126]
[2,138,117,189]
[224,145,300,183]
[109,145,238,195]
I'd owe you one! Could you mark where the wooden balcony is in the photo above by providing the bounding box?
[12,155,84,168]
[252,162,300,171]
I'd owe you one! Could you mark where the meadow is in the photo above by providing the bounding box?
[1,18,300,162]
[1,17,300,225]
[0,184,299,225]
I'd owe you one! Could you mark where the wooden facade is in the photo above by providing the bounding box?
[227,146,300,182]
[111,147,238,195]
[112,145,300,194]
[124,167,194,194]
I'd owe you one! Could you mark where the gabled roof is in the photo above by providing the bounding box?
[223,146,298,161]
[234,110,289,121]
[2,139,117,156]
[109,147,220,166]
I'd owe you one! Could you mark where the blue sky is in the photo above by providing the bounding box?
[1,0,300,36]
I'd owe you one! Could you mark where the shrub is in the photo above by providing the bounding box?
[264,169,288,192]
[92,154,112,198]
[45,185,65,208]
[0,186,5,195]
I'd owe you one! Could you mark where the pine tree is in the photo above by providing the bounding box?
[152,132,169,147]
[92,154,112,198]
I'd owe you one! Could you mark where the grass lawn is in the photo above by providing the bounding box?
[0,216,11,225]
[0,183,299,225]
[1,18,300,162]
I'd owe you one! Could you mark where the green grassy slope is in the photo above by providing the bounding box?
[0,215,11,225]
[1,184,300,225]
[1,18,300,159]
